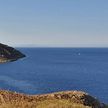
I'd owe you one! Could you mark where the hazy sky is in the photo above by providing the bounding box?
[0,0,108,47]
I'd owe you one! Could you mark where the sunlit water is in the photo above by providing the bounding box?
[0,48,108,103]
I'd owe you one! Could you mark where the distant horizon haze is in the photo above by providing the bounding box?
[0,0,108,47]
[1,42,108,48]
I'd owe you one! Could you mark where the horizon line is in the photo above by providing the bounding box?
[15,46,108,48]
[1,43,108,48]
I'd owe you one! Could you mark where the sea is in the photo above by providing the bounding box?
[0,48,108,103]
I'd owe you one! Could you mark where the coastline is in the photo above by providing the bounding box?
[0,90,107,108]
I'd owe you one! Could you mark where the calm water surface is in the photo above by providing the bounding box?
[0,48,108,103]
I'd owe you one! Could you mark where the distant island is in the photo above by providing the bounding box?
[0,43,25,63]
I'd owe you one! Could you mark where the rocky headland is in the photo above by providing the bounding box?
[0,90,107,108]
[0,43,25,63]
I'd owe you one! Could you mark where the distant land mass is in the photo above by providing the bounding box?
[0,43,25,63]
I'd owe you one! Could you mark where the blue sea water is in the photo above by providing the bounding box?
[0,48,108,103]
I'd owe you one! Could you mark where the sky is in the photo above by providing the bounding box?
[0,0,108,47]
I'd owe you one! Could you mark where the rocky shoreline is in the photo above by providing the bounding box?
[0,90,107,108]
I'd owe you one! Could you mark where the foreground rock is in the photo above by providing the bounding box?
[0,43,25,63]
[0,90,107,108]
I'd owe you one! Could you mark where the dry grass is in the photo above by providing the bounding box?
[0,90,106,108]
[36,99,90,108]
[0,100,90,108]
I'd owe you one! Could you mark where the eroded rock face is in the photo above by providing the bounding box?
[0,43,25,63]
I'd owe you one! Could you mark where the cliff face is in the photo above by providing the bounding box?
[0,43,25,63]
[0,90,107,108]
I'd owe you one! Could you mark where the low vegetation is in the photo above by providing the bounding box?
[0,90,107,108]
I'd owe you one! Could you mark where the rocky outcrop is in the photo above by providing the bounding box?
[34,91,106,108]
[0,43,25,63]
[0,90,107,108]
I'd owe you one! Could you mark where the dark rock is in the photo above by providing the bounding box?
[0,43,25,63]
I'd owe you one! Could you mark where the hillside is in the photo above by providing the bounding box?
[0,90,107,108]
[0,43,25,63]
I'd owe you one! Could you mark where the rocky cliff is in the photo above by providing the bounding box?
[0,43,25,63]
